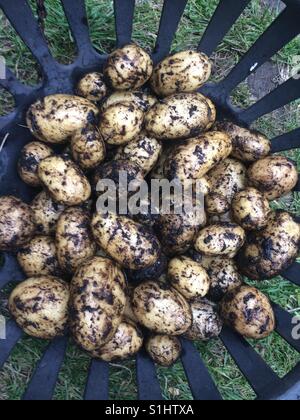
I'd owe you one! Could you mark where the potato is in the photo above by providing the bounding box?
[168,256,210,300]
[215,122,271,162]
[56,207,96,274]
[207,210,235,225]
[38,155,91,206]
[114,134,162,176]
[195,222,246,257]
[145,93,216,140]
[102,91,157,112]
[31,191,65,235]
[17,235,62,277]
[104,43,153,90]
[132,281,192,335]
[185,300,223,341]
[0,196,36,251]
[70,256,127,352]
[232,187,271,231]
[237,211,300,280]
[70,126,106,171]
[90,320,143,361]
[18,141,54,187]
[220,285,275,339]
[76,72,107,102]
[26,94,99,144]
[9,276,69,339]
[150,147,171,180]
[91,212,161,270]
[151,50,211,97]
[205,192,230,215]
[145,334,182,367]
[124,287,139,324]
[125,252,168,283]
[164,131,232,184]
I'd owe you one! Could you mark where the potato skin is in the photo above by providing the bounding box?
[132,281,192,335]
[26,94,99,144]
[38,155,91,206]
[18,141,54,187]
[145,334,182,367]
[232,187,271,231]
[220,285,275,339]
[237,211,300,280]
[70,256,127,352]
[168,256,210,300]
[125,252,168,283]
[151,50,211,97]
[99,102,144,146]
[185,300,223,341]
[71,126,106,171]
[17,235,62,277]
[0,196,36,251]
[9,276,69,339]
[31,191,65,235]
[205,192,230,215]
[164,131,232,183]
[145,93,216,140]
[90,320,143,361]
[104,44,153,90]
[56,207,96,274]
[195,222,246,257]
[91,213,161,270]
[102,91,157,112]
[76,72,107,102]
[247,156,298,201]
[215,122,271,162]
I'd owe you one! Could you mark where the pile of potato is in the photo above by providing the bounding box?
[0,44,299,366]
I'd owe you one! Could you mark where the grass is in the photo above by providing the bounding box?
[0,0,300,401]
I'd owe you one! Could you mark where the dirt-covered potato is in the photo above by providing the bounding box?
[114,134,162,176]
[164,131,232,184]
[99,102,144,146]
[232,187,271,231]
[247,155,298,201]
[17,235,61,277]
[0,196,36,251]
[205,192,230,215]
[92,212,161,270]
[90,320,143,361]
[76,72,107,102]
[38,155,91,206]
[151,50,211,97]
[168,256,210,300]
[70,256,127,352]
[18,141,54,187]
[124,287,139,324]
[56,207,96,274]
[104,43,153,90]
[9,276,69,339]
[195,222,246,257]
[185,300,223,341]
[132,281,192,335]
[150,147,171,180]
[237,211,300,280]
[215,121,271,162]
[125,252,168,283]
[31,191,65,235]
[70,126,106,171]
[26,94,99,144]
[145,334,182,366]
[220,285,275,339]
[102,91,157,112]
[145,93,216,140]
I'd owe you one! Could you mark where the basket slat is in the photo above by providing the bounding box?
[0,67,32,101]
[0,253,25,290]
[271,128,300,152]
[152,0,188,64]
[0,320,23,369]
[113,0,135,48]
[84,359,109,401]
[220,327,281,396]
[136,351,163,400]
[282,263,300,287]
[198,0,251,57]
[219,8,300,96]
[22,336,68,401]
[272,303,300,352]
[180,338,222,400]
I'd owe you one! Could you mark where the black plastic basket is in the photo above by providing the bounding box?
[0,0,300,401]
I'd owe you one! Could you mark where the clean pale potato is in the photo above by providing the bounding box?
[102,91,157,112]
[185,299,223,341]
[70,126,106,171]
[220,285,275,339]
[31,191,65,235]
[26,94,99,144]
[9,276,69,339]
[76,72,107,102]
[145,334,182,366]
